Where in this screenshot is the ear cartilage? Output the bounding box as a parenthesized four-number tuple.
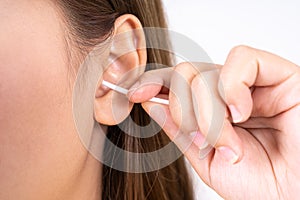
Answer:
(102, 80, 169, 105)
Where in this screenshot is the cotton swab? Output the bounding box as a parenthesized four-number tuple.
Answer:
(102, 80, 170, 105)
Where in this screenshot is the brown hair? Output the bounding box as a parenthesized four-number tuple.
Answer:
(57, 0, 194, 199)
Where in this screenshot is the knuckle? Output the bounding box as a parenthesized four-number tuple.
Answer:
(191, 75, 199, 87)
(230, 44, 251, 53)
(220, 45, 255, 84)
(173, 62, 199, 83)
(174, 62, 195, 73)
(229, 45, 253, 58)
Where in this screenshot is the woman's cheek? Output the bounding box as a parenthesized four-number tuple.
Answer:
(0, 1, 88, 198)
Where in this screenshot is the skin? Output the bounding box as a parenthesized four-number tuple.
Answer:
(129, 45, 300, 199)
(0, 1, 102, 199)
(0, 1, 144, 199)
(1, 1, 299, 200)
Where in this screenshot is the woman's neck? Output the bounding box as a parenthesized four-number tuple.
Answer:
(65, 153, 103, 200)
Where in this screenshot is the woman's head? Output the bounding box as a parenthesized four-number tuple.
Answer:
(0, 0, 193, 199)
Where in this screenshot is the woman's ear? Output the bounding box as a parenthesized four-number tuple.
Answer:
(94, 14, 147, 125)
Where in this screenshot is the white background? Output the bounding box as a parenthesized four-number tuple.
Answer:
(162, 1, 300, 199)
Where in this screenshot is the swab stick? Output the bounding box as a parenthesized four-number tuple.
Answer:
(102, 80, 169, 105)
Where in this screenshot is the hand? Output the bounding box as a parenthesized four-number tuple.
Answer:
(128, 45, 300, 199)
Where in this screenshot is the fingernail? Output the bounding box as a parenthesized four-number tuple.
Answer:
(217, 146, 239, 164)
(189, 131, 207, 148)
(199, 144, 213, 159)
(229, 105, 243, 123)
(200, 140, 209, 150)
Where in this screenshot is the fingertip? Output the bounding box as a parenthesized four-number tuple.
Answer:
(127, 84, 162, 103)
(228, 105, 243, 123)
(127, 87, 143, 102)
(213, 120, 244, 164)
(216, 146, 240, 164)
(215, 144, 244, 165)
(218, 80, 253, 124)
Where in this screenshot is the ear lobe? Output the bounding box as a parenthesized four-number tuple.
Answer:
(94, 14, 147, 125)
